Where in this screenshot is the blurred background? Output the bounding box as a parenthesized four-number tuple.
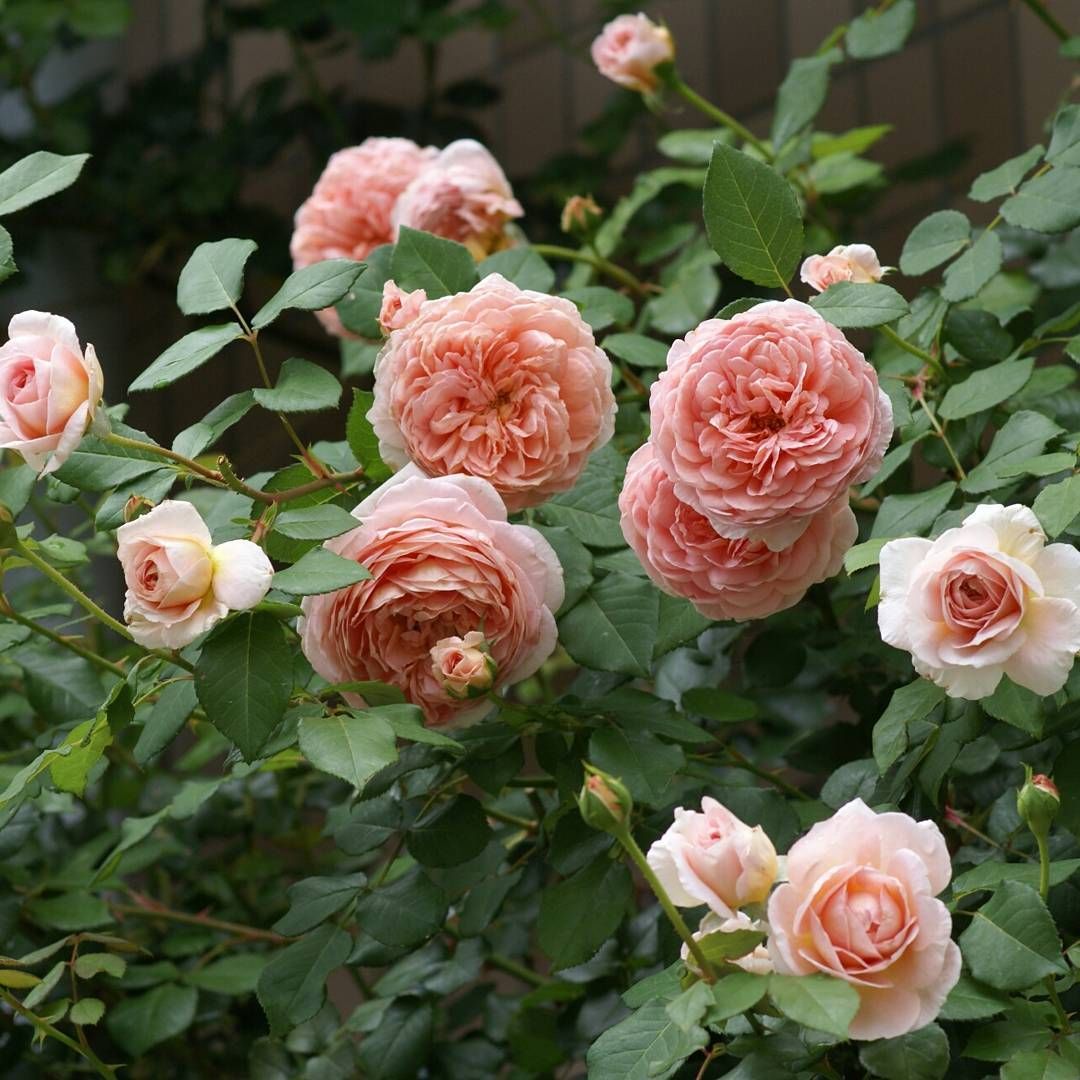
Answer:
(0, 0, 1075, 466)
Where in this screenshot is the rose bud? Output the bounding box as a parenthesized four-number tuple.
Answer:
(430, 631, 497, 700)
(1017, 766, 1060, 840)
(378, 280, 427, 334)
(800, 243, 885, 293)
(591, 13, 675, 94)
(560, 195, 603, 240)
(579, 765, 633, 832)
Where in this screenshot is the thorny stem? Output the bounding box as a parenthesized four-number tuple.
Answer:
(112, 898, 288, 944)
(915, 394, 967, 482)
(669, 77, 772, 161)
(0, 603, 125, 676)
(878, 324, 944, 378)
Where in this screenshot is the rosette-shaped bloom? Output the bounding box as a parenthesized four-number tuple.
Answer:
(619, 443, 857, 621)
(650, 300, 892, 550)
(801, 244, 884, 292)
(591, 13, 674, 93)
(368, 274, 615, 511)
(299, 469, 563, 726)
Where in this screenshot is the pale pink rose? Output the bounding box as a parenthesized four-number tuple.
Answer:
(117, 500, 274, 649)
(800, 244, 884, 293)
(378, 280, 427, 333)
(368, 273, 615, 511)
(646, 796, 778, 918)
(591, 13, 674, 93)
(878, 503, 1080, 700)
(767, 798, 961, 1041)
(430, 631, 496, 699)
(299, 468, 563, 726)
(682, 912, 773, 977)
(290, 137, 437, 336)
(620, 443, 857, 621)
(0, 312, 103, 475)
(392, 139, 523, 259)
(650, 300, 892, 551)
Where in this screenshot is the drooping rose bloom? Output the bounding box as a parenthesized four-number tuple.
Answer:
(800, 244, 884, 293)
(591, 13, 674, 93)
(116, 500, 274, 649)
(0, 311, 103, 475)
(619, 443, 857, 621)
(290, 137, 436, 336)
(378, 280, 427, 333)
(393, 140, 522, 260)
(368, 274, 615, 511)
(682, 912, 773, 977)
(646, 796, 778, 918)
(768, 798, 961, 1041)
(878, 503, 1080, 700)
(650, 300, 892, 550)
(430, 631, 496, 699)
(299, 469, 563, 725)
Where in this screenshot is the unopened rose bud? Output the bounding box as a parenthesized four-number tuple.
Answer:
(591, 14, 675, 94)
(430, 631, 496, 700)
(378, 280, 427, 334)
(578, 765, 633, 832)
(1018, 766, 1060, 839)
(560, 195, 603, 239)
(123, 495, 154, 523)
(800, 243, 885, 293)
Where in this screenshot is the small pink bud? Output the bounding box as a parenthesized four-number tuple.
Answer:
(578, 765, 633, 832)
(560, 195, 603, 238)
(378, 280, 427, 334)
(591, 14, 674, 94)
(430, 631, 496, 700)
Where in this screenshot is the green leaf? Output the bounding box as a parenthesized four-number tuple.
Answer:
(298, 710, 398, 788)
(336, 244, 393, 338)
(1001, 168, 1080, 233)
(873, 679, 945, 772)
(812, 124, 893, 159)
(272, 547, 371, 596)
(844, 537, 891, 574)
(771, 53, 837, 150)
(538, 855, 632, 971)
(654, 594, 713, 657)
(962, 411, 1063, 494)
(390, 226, 478, 298)
(703, 143, 803, 289)
(810, 281, 910, 327)
(998, 453, 1076, 480)
(69, 997, 106, 1026)
(480, 247, 555, 292)
(407, 795, 494, 868)
(847, 0, 916, 58)
(658, 128, 731, 165)
(768, 973, 860, 1038)
(73, 952, 126, 979)
(50, 712, 113, 797)
(14, 647, 104, 722)
(256, 925, 351, 1036)
(682, 687, 758, 723)
(272, 873, 367, 936)
(134, 677, 198, 765)
(559, 573, 659, 677)
(106, 984, 198, 1056)
(172, 391, 255, 458)
(941, 231, 1003, 302)
(536, 444, 626, 548)
(938, 973, 1009, 1020)
(252, 358, 341, 413)
(594, 166, 705, 258)
(52, 429, 164, 492)
(859, 1023, 949, 1080)
(354, 870, 448, 948)
(645, 249, 719, 336)
(586, 1000, 707, 1080)
(969, 145, 1045, 202)
(0, 224, 16, 283)
(182, 953, 268, 995)
(706, 971, 769, 1022)
(356, 1000, 434, 1080)
(871, 482, 956, 539)
(953, 859, 1080, 896)
(345, 388, 391, 484)
(942, 308, 1013, 364)
(1048, 103, 1080, 165)
(589, 727, 683, 805)
(534, 525, 593, 614)
(176, 238, 257, 315)
(129, 323, 244, 392)
(602, 332, 669, 369)
(195, 612, 292, 761)
(939, 356, 1034, 420)
(1033, 473, 1080, 538)
(376, 703, 462, 748)
(981, 676, 1043, 736)
(696, 928, 765, 965)
(564, 286, 634, 332)
(274, 504, 358, 541)
(899, 211, 971, 276)
(1001, 1051, 1079, 1080)
(0, 151, 89, 216)
(958, 880, 1066, 990)
(253, 259, 363, 329)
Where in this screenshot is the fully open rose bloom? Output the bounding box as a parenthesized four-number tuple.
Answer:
(878, 503, 1080, 699)
(768, 798, 960, 1041)
(650, 300, 892, 550)
(393, 139, 522, 260)
(368, 273, 615, 511)
(0, 311, 103, 475)
(591, 13, 674, 93)
(620, 443, 857, 621)
(647, 796, 778, 918)
(299, 469, 563, 726)
(800, 244, 884, 293)
(117, 500, 273, 649)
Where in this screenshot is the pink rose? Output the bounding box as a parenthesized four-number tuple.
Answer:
(392, 139, 523, 259)
(767, 798, 961, 1041)
(117, 500, 274, 649)
(290, 137, 437, 336)
(0, 311, 103, 475)
(298, 468, 563, 726)
(378, 280, 427, 333)
(800, 244, 884, 293)
(879, 503, 1080, 700)
(430, 631, 496, 699)
(649, 300, 892, 550)
(683, 912, 773, 977)
(646, 796, 778, 918)
(591, 13, 674, 93)
(368, 273, 615, 511)
(619, 443, 857, 621)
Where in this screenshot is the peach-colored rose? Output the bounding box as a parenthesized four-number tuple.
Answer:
(290, 137, 437, 336)
(368, 273, 615, 511)
(683, 912, 773, 977)
(378, 280, 427, 333)
(393, 139, 522, 260)
(800, 244, 884, 293)
(591, 13, 674, 93)
(117, 500, 274, 649)
(620, 443, 857, 621)
(0, 312, 103, 475)
(767, 798, 961, 1041)
(879, 503, 1080, 700)
(649, 300, 892, 551)
(299, 468, 563, 726)
(430, 631, 496, 699)
(647, 796, 778, 918)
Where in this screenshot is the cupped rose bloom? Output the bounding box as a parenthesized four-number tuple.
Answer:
(767, 798, 961, 1041)
(290, 137, 436, 336)
(378, 280, 427, 333)
(591, 13, 674, 93)
(800, 244, 884, 293)
(299, 469, 563, 726)
(620, 443, 857, 621)
(650, 300, 892, 551)
(430, 631, 496, 700)
(117, 500, 274, 649)
(368, 274, 615, 511)
(682, 912, 773, 977)
(393, 140, 523, 260)
(646, 796, 778, 918)
(878, 503, 1080, 700)
(0, 312, 103, 475)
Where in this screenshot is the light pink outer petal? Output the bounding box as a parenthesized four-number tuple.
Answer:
(1033, 542, 1080, 606)
(126, 596, 228, 649)
(8, 311, 81, 355)
(1002, 596, 1080, 695)
(962, 502, 1045, 562)
(116, 500, 213, 561)
(211, 539, 275, 610)
(39, 400, 89, 475)
(877, 537, 933, 653)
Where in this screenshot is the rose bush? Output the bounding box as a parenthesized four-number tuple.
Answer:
(5, 4, 1080, 1078)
